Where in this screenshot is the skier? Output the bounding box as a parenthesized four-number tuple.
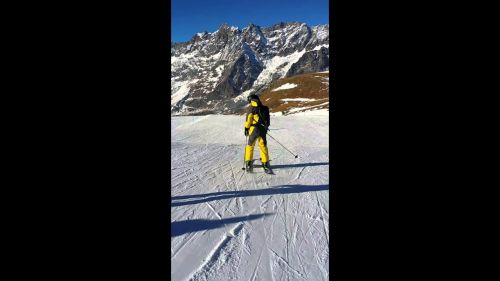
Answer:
(244, 94, 272, 173)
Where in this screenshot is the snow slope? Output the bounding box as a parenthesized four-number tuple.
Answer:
(171, 114, 329, 281)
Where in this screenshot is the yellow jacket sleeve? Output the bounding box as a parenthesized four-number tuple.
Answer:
(245, 113, 254, 129)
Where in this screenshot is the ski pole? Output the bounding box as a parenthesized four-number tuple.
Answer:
(242, 136, 248, 170)
(266, 132, 298, 159)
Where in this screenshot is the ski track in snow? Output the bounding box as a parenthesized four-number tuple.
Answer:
(171, 114, 329, 281)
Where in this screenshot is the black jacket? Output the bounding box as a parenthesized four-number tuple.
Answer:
(248, 105, 270, 128)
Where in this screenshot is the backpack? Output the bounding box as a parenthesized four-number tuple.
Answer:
(252, 105, 270, 128)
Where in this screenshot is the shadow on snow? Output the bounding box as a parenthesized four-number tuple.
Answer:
(264, 162, 329, 170)
(171, 213, 272, 237)
(171, 184, 329, 207)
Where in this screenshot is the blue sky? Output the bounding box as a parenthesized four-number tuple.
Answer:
(171, 0, 329, 43)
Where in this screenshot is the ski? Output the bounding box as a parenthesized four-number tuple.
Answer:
(260, 159, 274, 175)
(243, 159, 274, 174)
(243, 160, 255, 173)
(263, 165, 274, 175)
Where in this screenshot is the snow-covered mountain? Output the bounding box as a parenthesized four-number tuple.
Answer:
(171, 22, 329, 115)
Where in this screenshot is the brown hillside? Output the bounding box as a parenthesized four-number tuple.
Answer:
(259, 72, 329, 114)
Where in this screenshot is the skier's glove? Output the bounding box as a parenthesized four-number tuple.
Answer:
(244, 128, 249, 136)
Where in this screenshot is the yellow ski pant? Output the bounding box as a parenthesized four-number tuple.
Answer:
(245, 127, 269, 162)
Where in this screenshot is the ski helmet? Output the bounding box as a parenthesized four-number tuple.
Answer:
(247, 94, 260, 103)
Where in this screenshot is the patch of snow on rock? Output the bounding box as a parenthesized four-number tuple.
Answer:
(286, 101, 329, 114)
(272, 83, 298, 91)
(233, 89, 254, 102)
(281, 98, 316, 102)
(253, 48, 308, 89)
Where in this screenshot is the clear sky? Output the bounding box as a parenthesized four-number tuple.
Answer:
(171, 0, 329, 43)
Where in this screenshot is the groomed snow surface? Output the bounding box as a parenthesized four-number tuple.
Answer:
(172, 114, 329, 281)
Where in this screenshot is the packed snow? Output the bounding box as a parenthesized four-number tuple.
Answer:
(272, 83, 299, 91)
(171, 113, 329, 281)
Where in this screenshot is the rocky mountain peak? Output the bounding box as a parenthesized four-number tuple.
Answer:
(171, 22, 329, 115)
(218, 23, 239, 32)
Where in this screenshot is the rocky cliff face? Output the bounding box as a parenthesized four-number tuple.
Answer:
(171, 22, 329, 115)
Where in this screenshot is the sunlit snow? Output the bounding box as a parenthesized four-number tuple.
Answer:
(272, 83, 298, 91)
(280, 98, 316, 102)
(171, 113, 329, 280)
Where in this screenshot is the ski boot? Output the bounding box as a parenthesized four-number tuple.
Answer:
(245, 160, 253, 172)
(262, 161, 273, 174)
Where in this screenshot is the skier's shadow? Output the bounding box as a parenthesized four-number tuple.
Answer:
(171, 184, 329, 207)
(171, 213, 272, 237)
(254, 162, 329, 170)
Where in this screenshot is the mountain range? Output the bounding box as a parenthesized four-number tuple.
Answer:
(171, 22, 329, 115)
